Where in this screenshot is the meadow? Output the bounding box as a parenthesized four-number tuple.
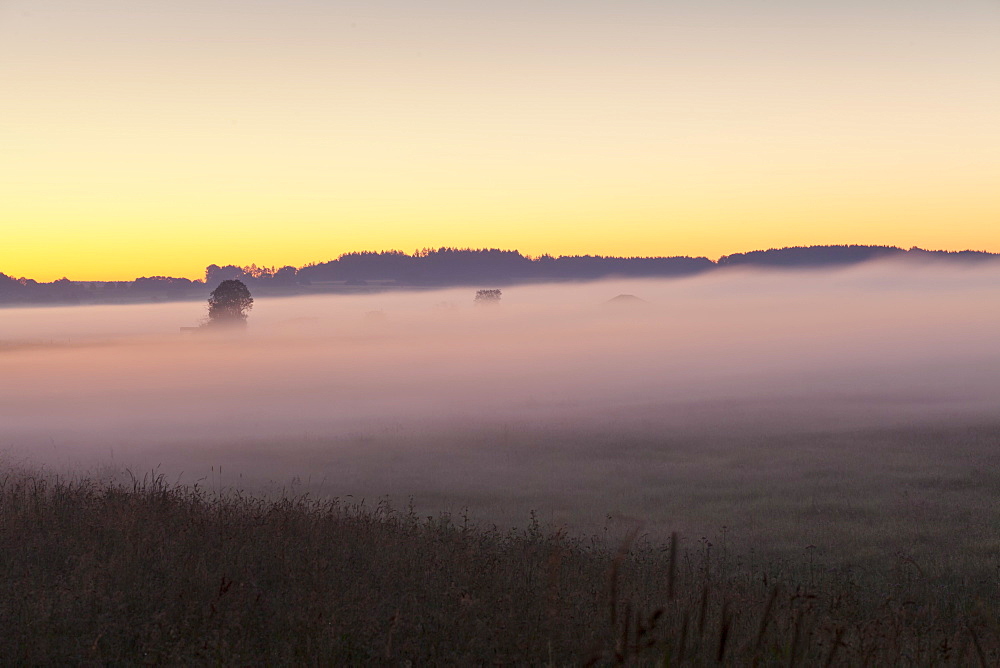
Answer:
(3, 263, 1000, 663)
(2, 448, 998, 665)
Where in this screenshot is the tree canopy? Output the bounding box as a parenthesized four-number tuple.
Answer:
(206, 279, 253, 328)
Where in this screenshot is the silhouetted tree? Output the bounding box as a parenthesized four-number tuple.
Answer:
(474, 289, 502, 306)
(0, 273, 21, 299)
(204, 264, 247, 289)
(206, 279, 253, 328)
(272, 265, 298, 284)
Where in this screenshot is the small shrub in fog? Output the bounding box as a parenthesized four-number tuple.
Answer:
(474, 289, 501, 306)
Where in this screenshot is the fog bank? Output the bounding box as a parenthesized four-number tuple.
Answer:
(3, 261, 1000, 534)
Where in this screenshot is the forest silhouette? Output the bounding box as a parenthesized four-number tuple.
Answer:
(2, 244, 999, 305)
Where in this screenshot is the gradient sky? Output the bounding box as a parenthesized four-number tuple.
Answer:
(2, 0, 998, 281)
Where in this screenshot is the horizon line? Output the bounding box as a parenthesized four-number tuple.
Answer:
(7, 243, 1000, 284)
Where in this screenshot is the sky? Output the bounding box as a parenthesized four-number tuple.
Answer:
(2, 0, 998, 281)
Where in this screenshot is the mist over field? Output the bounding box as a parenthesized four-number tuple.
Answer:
(4, 260, 1000, 553)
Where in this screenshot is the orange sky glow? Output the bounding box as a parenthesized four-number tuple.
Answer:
(2, 1, 998, 281)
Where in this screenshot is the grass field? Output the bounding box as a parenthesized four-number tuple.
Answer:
(3, 421, 1000, 666)
(125, 415, 1000, 582)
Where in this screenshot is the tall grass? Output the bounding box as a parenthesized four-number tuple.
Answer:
(0, 469, 996, 665)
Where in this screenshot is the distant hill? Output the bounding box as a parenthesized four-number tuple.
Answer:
(603, 294, 650, 309)
(718, 245, 1000, 268)
(3, 245, 999, 306)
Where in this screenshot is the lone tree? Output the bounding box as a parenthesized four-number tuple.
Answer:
(474, 289, 502, 306)
(206, 279, 254, 328)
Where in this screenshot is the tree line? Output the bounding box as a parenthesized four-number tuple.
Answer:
(3, 245, 999, 305)
(295, 248, 712, 284)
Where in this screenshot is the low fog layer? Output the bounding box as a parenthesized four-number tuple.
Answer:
(3, 260, 1000, 538)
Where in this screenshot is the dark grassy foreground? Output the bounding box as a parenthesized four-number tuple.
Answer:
(1, 472, 998, 666)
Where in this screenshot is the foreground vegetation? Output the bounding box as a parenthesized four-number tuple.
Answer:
(1, 470, 998, 665)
